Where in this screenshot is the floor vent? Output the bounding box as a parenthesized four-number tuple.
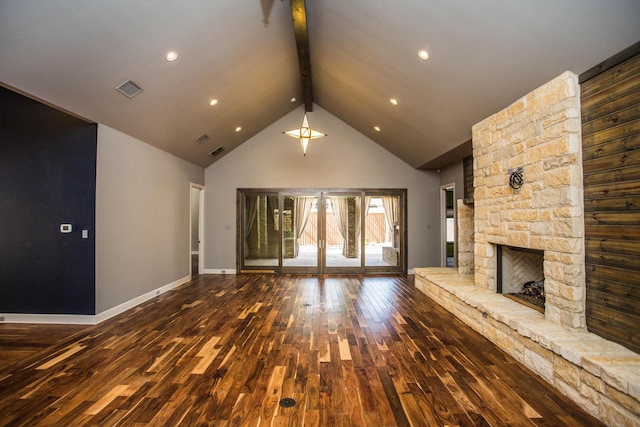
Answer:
(116, 80, 143, 98)
(209, 146, 224, 157)
(279, 398, 296, 408)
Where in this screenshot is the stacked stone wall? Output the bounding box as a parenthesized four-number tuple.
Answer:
(456, 200, 474, 275)
(471, 71, 586, 330)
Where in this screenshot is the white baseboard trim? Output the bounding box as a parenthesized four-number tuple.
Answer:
(95, 275, 190, 324)
(204, 269, 237, 275)
(0, 275, 191, 326)
(0, 313, 97, 325)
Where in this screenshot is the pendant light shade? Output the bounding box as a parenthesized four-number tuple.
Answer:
(283, 112, 326, 156)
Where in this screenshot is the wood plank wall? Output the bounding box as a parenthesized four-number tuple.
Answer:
(580, 46, 640, 354)
(463, 155, 474, 203)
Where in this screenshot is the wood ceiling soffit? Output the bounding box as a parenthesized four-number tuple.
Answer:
(290, 0, 313, 112)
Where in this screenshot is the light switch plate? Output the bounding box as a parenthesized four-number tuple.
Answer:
(82, 229, 89, 239)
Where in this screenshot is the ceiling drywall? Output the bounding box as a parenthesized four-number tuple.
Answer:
(0, 0, 638, 168)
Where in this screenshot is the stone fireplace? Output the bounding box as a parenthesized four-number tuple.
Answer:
(472, 70, 586, 330)
(415, 70, 640, 425)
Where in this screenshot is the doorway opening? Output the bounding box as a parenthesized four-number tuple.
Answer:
(237, 189, 406, 274)
(190, 183, 205, 278)
(441, 184, 456, 268)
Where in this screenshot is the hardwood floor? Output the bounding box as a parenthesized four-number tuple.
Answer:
(0, 274, 603, 426)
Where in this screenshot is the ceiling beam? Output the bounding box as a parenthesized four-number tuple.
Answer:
(289, 0, 313, 112)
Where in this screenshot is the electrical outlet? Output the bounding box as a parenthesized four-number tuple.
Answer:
(221, 270, 226, 274)
(0, 316, 5, 321)
(156, 290, 160, 296)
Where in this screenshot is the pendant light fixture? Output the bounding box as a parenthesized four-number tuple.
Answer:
(283, 112, 326, 156)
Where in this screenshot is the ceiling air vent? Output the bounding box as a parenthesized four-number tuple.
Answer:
(196, 134, 210, 143)
(209, 146, 224, 157)
(116, 80, 143, 98)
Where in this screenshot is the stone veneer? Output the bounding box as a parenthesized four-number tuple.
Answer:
(473, 70, 586, 330)
(456, 199, 474, 275)
(415, 72, 640, 426)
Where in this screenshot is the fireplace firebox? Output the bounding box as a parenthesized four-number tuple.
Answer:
(497, 245, 545, 313)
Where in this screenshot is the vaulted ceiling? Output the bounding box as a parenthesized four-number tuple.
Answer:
(1, 1, 638, 169)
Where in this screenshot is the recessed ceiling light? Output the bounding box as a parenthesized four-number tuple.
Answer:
(235, 126, 242, 132)
(418, 50, 430, 61)
(166, 51, 178, 62)
(374, 126, 381, 132)
(389, 98, 398, 106)
(210, 99, 218, 106)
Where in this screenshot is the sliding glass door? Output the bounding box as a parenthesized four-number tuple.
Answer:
(238, 189, 406, 274)
(323, 192, 363, 273)
(363, 194, 401, 269)
(241, 192, 279, 268)
(281, 192, 320, 273)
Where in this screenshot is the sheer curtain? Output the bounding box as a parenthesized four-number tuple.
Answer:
(293, 197, 314, 256)
(330, 197, 349, 256)
(381, 196, 399, 247)
(245, 196, 258, 239)
(268, 196, 278, 230)
(360, 196, 372, 244)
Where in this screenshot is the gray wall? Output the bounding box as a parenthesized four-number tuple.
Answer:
(439, 160, 464, 200)
(96, 125, 204, 313)
(204, 105, 441, 271)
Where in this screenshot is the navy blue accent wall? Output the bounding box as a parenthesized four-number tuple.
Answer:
(0, 87, 97, 315)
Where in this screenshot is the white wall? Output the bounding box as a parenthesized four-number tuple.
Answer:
(204, 105, 440, 271)
(96, 125, 204, 313)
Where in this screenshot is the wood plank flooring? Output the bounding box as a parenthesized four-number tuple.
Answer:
(0, 274, 603, 426)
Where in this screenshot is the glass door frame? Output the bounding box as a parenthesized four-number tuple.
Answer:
(321, 190, 365, 274)
(361, 189, 406, 274)
(237, 188, 407, 274)
(236, 189, 281, 272)
(279, 190, 322, 275)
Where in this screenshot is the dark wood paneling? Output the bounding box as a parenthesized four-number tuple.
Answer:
(463, 155, 474, 203)
(583, 140, 640, 174)
(580, 41, 640, 85)
(581, 48, 640, 354)
(585, 237, 640, 256)
(584, 193, 640, 212)
(0, 274, 603, 426)
(581, 118, 640, 149)
(581, 87, 640, 124)
(581, 57, 640, 99)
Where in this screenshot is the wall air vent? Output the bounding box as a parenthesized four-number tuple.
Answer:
(209, 146, 224, 157)
(196, 134, 210, 143)
(116, 80, 143, 98)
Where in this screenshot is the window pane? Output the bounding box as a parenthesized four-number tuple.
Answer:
(243, 194, 279, 267)
(365, 195, 399, 266)
(282, 195, 318, 267)
(326, 195, 362, 267)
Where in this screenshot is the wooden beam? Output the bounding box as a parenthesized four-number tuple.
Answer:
(289, 0, 313, 112)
